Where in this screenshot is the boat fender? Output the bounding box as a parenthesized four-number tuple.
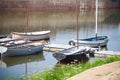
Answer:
(29, 48, 32, 52)
(69, 40, 75, 46)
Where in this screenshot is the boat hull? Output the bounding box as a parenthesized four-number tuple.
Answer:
(69, 36, 109, 47)
(53, 46, 94, 63)
(3, 45, 43, 57)
(11, 30, 50, 41)
(53, 53, 88, 63)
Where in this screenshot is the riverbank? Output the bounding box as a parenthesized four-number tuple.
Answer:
(22, 56, 120, 80)
(67, 61, 120, 80)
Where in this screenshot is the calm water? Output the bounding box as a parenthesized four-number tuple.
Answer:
(0, 8, 120, 80)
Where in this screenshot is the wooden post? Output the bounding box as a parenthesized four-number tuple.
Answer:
(76, 0, 79, 49)
(25, 0, 29, 35)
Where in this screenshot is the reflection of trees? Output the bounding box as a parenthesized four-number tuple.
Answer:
(0, 1, 27, 8)
(104, 0, 120, 8)
(104, 13, 120, 24)
(103, 9, 120, 24)
(0, 8, 120, 35)
(111, 0, 120, 7)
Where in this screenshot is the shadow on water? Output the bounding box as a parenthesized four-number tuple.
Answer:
(103, 13, 120, 24)
(56, 56, 89, 65)
(103, 9, 120, 24)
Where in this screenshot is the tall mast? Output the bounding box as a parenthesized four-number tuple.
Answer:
(95, 0, 98, 40)
(25, 0, 29, 35)
(76, 0, 79, 49)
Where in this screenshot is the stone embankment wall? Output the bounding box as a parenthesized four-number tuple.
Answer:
(0, 0, 120, 8)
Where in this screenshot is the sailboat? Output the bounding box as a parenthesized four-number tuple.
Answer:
(53, 0, 95, 63)
(11, 0, 51, 41)
(69, 0, 109, 47)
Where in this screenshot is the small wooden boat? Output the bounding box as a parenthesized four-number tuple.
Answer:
(4, 41, 44, 57)
(0, 39, 45, 57)
(0, 37, 12, 43)
(11, 0, 51, 41)
(69, 36, 109, 47)
(0, 35, 7, 39)
(69, 0, 109, 48)
(11, 30, 51, 41)
(53, 46, 95, 63)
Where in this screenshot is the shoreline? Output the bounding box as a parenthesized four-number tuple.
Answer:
(67, 61, 120, 80)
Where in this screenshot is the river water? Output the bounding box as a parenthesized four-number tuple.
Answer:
(0, 8, 120, 80)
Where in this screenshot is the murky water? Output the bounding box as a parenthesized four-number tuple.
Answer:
(0, 8, 120, 80)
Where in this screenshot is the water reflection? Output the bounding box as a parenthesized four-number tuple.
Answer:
(3, 53, 44, 67)
(0, 8, 120, 79)
(104, 13, 120, 23)
(0, 60, 7, 68)
(0, 9, 120, 34)
(0, 52, 57, 80)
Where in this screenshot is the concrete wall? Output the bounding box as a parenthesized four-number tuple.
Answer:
(0, 0, 120, 8)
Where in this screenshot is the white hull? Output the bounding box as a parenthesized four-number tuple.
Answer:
(69, 36, 109, 47)
(75, 39, 108, 47)
(11, 30, 50, 40)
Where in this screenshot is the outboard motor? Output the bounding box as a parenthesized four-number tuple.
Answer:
(88, 49, 95, 57)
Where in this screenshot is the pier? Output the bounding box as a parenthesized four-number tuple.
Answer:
(94, 51, 120, 57)
(43, 44, 74, 52)
(43, 44, 120, 58)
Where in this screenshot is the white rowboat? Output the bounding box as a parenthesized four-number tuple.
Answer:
(11, 30, 51, 41)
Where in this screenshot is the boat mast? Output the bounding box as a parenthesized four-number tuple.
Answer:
(95, 0, 98, 40)
(25, 0, 29, 35)
(76, 0, 79, 49)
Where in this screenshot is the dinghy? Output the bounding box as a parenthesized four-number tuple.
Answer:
(53, 46, 95, 63)
(11, 30, 51, 41)
(69, 36, 109, 47)
(11, 0, 50, 41)
(0, 39, 45, 57)
(69, 0, 109, 47)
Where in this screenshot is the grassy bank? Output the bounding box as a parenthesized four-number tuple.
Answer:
(21, 56, 120, 80)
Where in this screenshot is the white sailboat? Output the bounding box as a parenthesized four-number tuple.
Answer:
(69, 0, 109, 47)
(11, 0, 50, 41)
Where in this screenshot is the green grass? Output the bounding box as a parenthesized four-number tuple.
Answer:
(20, 56, 120, 80)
